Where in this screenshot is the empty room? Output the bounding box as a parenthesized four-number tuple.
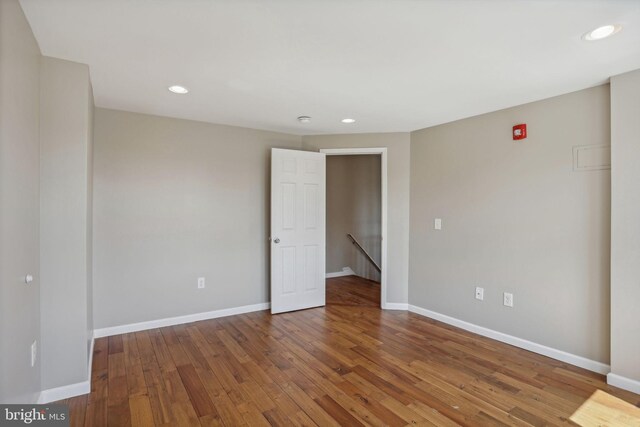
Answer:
(1, 0, 640, 426)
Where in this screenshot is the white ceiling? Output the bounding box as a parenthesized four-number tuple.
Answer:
(20, 0, 640, 135)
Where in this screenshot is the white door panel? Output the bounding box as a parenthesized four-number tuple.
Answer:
(271, 148, 326, 314)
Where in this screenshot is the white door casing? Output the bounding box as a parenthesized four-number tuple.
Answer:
(320, 147, 388, 309)
(270, 148, 326, 314)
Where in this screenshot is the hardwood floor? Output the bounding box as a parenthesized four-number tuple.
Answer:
(60, 276, 639, 426)
(326, 275, 380, 307)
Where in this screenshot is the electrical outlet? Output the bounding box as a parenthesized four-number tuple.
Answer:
(503, 292, 514, 308)
(197, 277, 205, 289)
(31, 341, 37, 367)
(434, 218, 442, 230)
(475, 287, 484, 301)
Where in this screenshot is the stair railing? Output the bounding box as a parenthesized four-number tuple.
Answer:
(347, 233, 381, 273)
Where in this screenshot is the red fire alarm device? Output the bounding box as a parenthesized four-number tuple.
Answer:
(513, 124, 527, 140)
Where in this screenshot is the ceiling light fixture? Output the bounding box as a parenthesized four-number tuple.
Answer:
(583, 24, 622, 41)
(297, 116, 311, 123)
(168, 85, 189, 94)
(341, 118, 355, 124)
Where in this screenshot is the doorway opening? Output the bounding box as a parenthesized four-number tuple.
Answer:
(321, 148, 387, 308)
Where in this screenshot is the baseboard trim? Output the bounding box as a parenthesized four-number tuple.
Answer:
(326, 267, 355, 278)
(94, 302, 271, 338)
(408, 304, 610, 375)
(607, 373, 640, 394)
(383, 302, 409, 310)
(38, 380, 90, 404)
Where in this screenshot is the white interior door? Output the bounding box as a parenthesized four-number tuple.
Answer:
(271, 148, 326, 314)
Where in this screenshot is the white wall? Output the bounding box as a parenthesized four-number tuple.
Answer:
(303, 133, 411, 305)
(0, 0, 42, 404)
(610, 69, 640, 388)
(39, 56, 94, 390)
(93, 108, 301, 329)
(326, 155, 381, 281)
(409, 85, 611, 364)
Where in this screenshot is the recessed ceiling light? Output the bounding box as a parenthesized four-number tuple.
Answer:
(168, 85, 189, 94)
(297, 116, 311, 123)
(583, 24, 622, 41)
(341, 118, 355, 124)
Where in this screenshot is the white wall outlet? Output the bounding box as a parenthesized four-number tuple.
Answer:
(475, 287, 484, 301)
(503, 292, 514, 307)
(434, 218, 442, 230)
(31, 341, 37, 367)
(197, 277, 205, 289)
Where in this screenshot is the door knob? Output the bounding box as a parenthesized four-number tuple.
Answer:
(274, 238, 280, 244)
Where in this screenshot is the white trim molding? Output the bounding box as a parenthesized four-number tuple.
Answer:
(94, 302, 270, 338)
(326, 267, 355, 278)
(384, 303, 409, 310)
(38, 381, 90, 404)
(408, 305, 610, 375)
(607, 373, 640, 394)
(320, 147, 388, 310)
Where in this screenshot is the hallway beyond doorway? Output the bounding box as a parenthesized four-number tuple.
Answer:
(326, 275, 380, 307)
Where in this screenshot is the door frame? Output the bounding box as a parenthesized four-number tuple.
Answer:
(320, 147, 389, 309)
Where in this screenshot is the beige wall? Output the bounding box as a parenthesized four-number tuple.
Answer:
(409, 85, 611, 364)
(0, 1, 96, 400)
(326, 155, 381, 281)
(303, 133, 411, 304)
(0, 0, 40, 403)
(93, 108, 301, 329)
(39, 57, 94, 389)
(610, 70, 640, 385)
(0, 0, 42, 404)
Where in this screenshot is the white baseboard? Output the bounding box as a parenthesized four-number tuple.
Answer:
(383, 302, 409, 310)
(38, 380, 90, 404)
(326, 267, 355, 278)
(94, 302, 270, 338)
(607, 373, 640, 394)
(408, 304, 610, 375)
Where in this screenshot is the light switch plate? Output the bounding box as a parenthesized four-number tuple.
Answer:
(434, 218, 442, 230)
(197, 277, 205, 289)
(475, 287, 484, 301)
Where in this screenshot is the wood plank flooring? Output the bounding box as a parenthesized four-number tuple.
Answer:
(569, 390, 640, 426)
(326, 275, 380, 307)
(59, 276, 640, 426)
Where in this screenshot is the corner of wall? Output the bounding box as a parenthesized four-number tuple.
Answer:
(39, 54, 95, 397)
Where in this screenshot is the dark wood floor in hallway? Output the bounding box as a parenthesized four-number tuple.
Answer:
(326, 275, 380, 307)
(60, 275, 639, 426)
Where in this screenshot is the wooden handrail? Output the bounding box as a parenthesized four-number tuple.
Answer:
(347, 233, 381, 273)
